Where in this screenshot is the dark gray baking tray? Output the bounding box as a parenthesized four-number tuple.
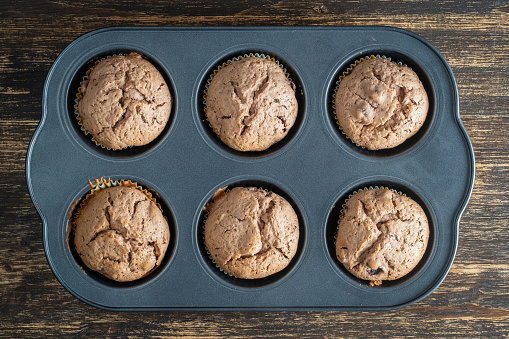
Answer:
(26, 26, 474, 311)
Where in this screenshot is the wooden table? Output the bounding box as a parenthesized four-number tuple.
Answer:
(1, 1, 507, 337)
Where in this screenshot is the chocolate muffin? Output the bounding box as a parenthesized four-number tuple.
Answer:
(204, 187, 299, 279)
(205, 57, 298, 152)
(78, 53, 172, 149)
(74, 185, 170, 282)
(335, 188, 429, 282)
(335, 57, 428, 150)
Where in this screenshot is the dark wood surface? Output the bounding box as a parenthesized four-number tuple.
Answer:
(1, 0, 508, 337)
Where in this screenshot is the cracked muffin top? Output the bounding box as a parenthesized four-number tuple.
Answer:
(205, 57, 298, 152)
(78, 53, 172, 149)
(204, 187, 299, 279)
(335, 189, 429, 283)
(74, 185, 170, 282)
(335, 58, 428, 150)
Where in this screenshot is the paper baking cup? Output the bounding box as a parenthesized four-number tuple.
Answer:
(331, 55, 408, 149)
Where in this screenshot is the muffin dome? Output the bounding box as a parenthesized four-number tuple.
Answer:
(78, 53, 172, 149)
(74, 185, 170, 282)
(204, 187, 299, 279)
(336, 188, 429, 282)
(206, 57, 298, 152)
(335, 58, 428, 150)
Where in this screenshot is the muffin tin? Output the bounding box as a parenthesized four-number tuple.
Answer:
(27, 26, 474, 310)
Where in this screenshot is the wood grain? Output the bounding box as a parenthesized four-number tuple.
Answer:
(1, 0, 508, 337)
